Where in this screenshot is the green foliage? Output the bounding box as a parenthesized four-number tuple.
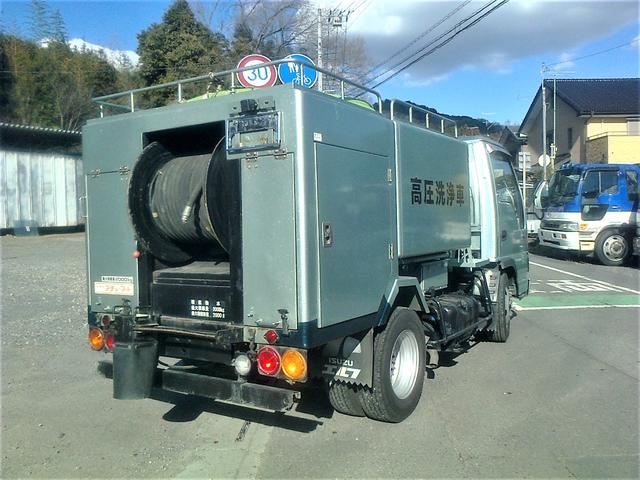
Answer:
(50, 9, 67, 43)
(28, 0, 50, 41)
(0, 34, 119, 130)
(137, 0, 229, 103)
(230, 21, 254, 61)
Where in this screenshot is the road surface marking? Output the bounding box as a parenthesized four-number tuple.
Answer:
(515, 292, 639, 309)
(546, 279, 624, 293)
(514, 304, 640, 311)
(530, 261, 640, 295)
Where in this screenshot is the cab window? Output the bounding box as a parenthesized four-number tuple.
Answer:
(582, 170, 619, 197)
(490, 151, 524, 228)
(625, 170, 638, 200)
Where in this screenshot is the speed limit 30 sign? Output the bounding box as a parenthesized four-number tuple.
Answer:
(236, 54, 277, 88)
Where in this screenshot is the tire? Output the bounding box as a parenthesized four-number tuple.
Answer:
(357, 308, 425, 423)
(595, 229, 630, 267)
(328, 381, 365, 417)
(486, 272, 512, 343)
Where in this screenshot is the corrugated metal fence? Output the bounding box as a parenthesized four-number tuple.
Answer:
(0, 149, 85, 229)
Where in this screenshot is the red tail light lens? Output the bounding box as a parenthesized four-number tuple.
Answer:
(257, 346, 281, 376)
(104, 332, 115, 351)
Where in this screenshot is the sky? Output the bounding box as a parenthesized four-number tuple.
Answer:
(2, 0, 639, 125)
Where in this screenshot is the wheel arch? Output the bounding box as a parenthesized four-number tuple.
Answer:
(377, 277, 428, 329)
(497, 258, 519, 295)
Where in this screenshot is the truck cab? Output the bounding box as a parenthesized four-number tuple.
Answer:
(537, 163, 640, 266)
(465, 138, 529, 296)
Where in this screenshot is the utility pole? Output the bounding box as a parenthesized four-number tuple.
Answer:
(552, 76, 557, 163)
(316, 8, 352, 93)
(541, 64, 547, 182)
(317, 8, 323, 92)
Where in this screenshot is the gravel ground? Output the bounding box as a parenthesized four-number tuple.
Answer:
(2, 234, 638, 479)
(1, 233, 268, 478)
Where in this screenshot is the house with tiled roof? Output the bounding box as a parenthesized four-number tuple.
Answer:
(518, 78, 640, 166)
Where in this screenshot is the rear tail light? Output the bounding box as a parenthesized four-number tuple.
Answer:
(88, 327, 104, 351)
(104, 332, 115, 351)
(257, 346, 281, 376)
(281, 349, 307, 381)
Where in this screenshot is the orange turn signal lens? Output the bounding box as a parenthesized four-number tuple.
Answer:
(89, 327, 104, 351)
(281, 349, 307, 381)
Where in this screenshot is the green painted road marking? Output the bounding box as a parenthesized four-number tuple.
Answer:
(515, 293, 640, 310)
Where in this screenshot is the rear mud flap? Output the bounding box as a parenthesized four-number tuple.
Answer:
(320, 329, 374, 387)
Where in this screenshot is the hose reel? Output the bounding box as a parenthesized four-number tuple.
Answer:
(128, 138, 233, 264)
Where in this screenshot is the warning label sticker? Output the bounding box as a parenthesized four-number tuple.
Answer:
(95, 276, 134, 296)
(101, 276, 133, 283)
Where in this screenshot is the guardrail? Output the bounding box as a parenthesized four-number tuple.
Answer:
(92, 59, 384, 117)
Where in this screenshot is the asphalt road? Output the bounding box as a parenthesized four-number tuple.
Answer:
(1, 233, 638, 478)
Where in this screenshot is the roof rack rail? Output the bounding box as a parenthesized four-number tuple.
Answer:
(92, 59, 383, 118)
(390, 99, 458, 138)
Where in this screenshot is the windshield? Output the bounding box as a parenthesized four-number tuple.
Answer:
(547, 170, 581, 204)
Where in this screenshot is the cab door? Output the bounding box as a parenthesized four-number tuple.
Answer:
(488, 146, 528, 294)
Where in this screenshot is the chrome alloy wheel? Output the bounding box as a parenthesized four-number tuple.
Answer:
(602, 234, 627, 262)
(389, 330, 421, 399)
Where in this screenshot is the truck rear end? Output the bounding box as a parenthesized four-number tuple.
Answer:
(85, 63, 528, 422)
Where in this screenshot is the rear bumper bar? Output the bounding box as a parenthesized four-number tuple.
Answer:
(161, 369, 300, 411)
(98, 361, 300, 412)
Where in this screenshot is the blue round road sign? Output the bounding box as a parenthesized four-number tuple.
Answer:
(278, 54, 317, 88)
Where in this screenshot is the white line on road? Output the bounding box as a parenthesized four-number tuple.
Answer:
(530, 261, 640, 295)
(514, 304, 640, 311)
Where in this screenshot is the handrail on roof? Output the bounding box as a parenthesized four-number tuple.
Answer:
(389, 99, 458, 138)
(92, 59, 383, 117)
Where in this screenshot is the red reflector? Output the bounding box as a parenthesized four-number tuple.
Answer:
(264, 329, 279, 344)
(104, 332, 115, 351)
(257, 346, 281, 376)
(133, 250, 141, 259)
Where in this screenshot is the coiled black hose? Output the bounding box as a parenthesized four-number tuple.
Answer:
(148, 153, 216, 244)
(129, 138, 231, 264)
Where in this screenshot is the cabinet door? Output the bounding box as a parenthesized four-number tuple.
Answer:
(316, 143, 393, 327)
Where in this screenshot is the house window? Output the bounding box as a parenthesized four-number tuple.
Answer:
(628, 119, 640, 135)
(567, 128, 573, 149)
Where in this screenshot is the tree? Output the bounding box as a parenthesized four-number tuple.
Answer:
(50, 9, 67, 43)
(28, 0, 51, 41)
(1, 33, 119, 129)
(231, 0, 315, 59)
(137, 0, 229, 103)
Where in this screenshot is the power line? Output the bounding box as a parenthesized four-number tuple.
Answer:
(366, 0, 503, 86)
(365, 0, 472, 77)
(368, 0, 509, 89)
(546, 38, 639, 67)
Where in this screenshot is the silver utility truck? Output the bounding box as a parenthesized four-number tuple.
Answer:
(84, 62, 528, 423)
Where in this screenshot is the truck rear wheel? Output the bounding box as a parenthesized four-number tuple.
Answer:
(486, 272, 512, 343)
(358, 308, 425, 423)
(328, 381, 365, 417)
(595, 229, 629, 266)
